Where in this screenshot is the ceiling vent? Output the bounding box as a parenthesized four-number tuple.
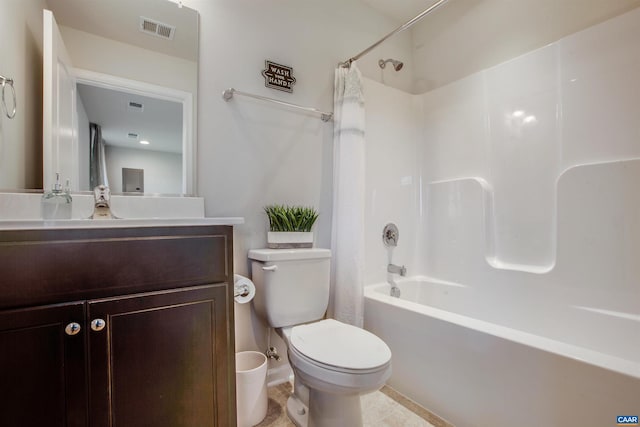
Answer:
(139, 16, 176, 40)
(127, 132, 139, 140)
(128, 101, 144, 112)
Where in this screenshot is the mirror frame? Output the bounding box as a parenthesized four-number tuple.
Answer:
(49, 68, 195, 195)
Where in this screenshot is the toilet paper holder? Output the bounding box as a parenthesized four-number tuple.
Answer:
(234, 284, 251, 298)
(233, 274, 256, 304)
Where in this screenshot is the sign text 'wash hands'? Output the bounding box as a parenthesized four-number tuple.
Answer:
(262, 61, 296, 93)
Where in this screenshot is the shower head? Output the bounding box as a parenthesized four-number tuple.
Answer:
(378, 58, 403, 71)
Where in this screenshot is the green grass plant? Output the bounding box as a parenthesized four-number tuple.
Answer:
(264, 205, 319, 232)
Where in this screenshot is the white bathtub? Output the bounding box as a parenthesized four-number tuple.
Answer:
(364, 277, 640, 427)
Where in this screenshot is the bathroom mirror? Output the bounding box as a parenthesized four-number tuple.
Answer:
(3, 0, 198, 194)
(46, 0, 198, 195)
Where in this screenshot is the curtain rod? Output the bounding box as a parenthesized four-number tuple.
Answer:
(222, 88, 333, 122)
(340, 0, 449, 67)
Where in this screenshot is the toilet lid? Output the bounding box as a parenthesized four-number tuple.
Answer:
(290, 319, 391, 370)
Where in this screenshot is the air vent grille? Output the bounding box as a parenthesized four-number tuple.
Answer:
(128, 101, 144, 112)
(127, 132, 139, 139)
(139, 16, 176, 40)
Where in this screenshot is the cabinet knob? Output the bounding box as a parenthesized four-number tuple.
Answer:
(65, 322, 82, 336)
(91, 318, 106, 332)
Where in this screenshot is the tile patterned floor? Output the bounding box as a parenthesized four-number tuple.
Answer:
(255, 382, 453, 427)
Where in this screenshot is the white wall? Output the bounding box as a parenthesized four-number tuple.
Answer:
(182, 0, 415, 265)
(178, 0, 639, 382)
(105, 145, 182, 194)
(179, 0, 416, 374)
(0, 0, 47, 189)
(411, 0, 640, 93)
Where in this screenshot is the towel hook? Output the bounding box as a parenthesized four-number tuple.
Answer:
(0, 75, 17, 119)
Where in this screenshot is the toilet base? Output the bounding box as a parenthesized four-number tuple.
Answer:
(287, 390, 363, 427)
(286, 395, 308, 427)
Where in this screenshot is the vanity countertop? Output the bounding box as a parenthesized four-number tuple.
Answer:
(0, 217, 244, 230)
(0, 192, 245, 227)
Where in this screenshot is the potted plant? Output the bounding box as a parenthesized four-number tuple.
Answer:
(264, 204, 319, 249)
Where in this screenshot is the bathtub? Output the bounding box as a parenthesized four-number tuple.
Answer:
(364, 277, 640, 427)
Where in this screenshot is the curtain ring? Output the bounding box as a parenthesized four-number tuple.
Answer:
(1, 77, 17, 119)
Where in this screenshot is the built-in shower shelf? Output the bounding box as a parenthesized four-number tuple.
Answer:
(426, 158, 640, 276)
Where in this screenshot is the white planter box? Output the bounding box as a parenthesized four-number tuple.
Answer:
(267, 231, 313, 249)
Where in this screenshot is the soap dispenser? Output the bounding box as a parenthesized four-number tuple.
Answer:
(41, 173, 72, 219)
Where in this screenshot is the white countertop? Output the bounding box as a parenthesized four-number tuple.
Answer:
(0, 192, 245, 229)
(0, 217, 244, 230)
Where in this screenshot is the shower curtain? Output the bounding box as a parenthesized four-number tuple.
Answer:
(89, 122, 109, 189)
(329, 62, 366, 327)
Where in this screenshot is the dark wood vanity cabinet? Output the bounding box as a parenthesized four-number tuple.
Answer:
(0, 225, 236, 427)
(0, 301, 87, 427)
(89, 285, 228, 427)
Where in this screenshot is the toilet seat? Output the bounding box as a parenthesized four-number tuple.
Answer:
(290, 319, 392, 372)
(289, 342, 390, 375)
(277, 319, 392, 394)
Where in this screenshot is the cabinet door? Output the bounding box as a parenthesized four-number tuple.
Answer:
(0, 302, 87, 427)
(88, 285, 230, 427)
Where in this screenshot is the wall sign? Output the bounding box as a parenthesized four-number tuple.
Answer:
(262, 60, 296, 93)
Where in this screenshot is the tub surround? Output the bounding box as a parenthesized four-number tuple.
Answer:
(362, 7, 640, 427)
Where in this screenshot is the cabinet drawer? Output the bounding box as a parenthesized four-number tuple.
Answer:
(0, 225, 233, 309)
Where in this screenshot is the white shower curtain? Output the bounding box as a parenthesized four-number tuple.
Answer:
(329, 62, 366, 327)
(89, 122, 109, 189)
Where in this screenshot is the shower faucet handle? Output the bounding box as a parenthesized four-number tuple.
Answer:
(382, 223, 399, 247)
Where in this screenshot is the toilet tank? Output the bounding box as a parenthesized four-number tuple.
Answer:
(249, 248, 331, 328)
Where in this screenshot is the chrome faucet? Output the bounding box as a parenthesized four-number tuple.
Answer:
(91, 185, 115, 219)
(387, 263, 406, 276)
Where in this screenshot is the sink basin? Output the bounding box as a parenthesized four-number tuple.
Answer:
(0, 217, 244, 230)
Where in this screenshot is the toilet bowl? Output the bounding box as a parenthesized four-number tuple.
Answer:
(280, 319, 392, 426)
(248, 248, 392, 427)
(284, 319, 391, 390)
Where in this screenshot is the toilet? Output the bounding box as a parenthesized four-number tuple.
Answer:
(249, 248, 392, 427)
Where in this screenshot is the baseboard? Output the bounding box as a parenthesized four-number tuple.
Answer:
(266, 364, 293, 387)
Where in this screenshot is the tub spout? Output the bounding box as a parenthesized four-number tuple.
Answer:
(387, 263, 406, 276)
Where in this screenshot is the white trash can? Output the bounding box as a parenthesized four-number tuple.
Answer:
(236, 351, 268, 427)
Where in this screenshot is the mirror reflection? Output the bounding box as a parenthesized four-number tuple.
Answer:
(78, 83, 183, 194)
(48, 0, 197, 195)
(0, 0, 198, 194)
